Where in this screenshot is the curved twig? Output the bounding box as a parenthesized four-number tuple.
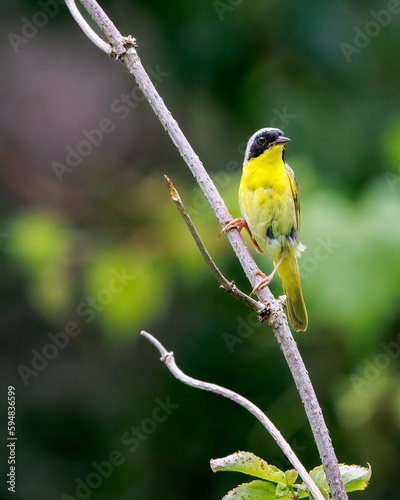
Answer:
(164, 175, 268, 318)
(65, 0, 111, 54)
(141, 330, 325, 500)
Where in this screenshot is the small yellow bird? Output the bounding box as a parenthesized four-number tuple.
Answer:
(222, 127, 308, 331)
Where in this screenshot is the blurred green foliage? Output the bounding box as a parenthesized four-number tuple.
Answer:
(1, 0, 400, 499)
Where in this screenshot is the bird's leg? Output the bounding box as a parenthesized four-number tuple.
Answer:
(251, 254, 285, 295)
(219, 218, 262, 252)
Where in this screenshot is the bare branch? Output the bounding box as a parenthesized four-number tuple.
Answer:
(67, 3, 348, 498)
(141, 330, 325, 500)
(65, 0, 111, 54)
(164, 175, 268, 318)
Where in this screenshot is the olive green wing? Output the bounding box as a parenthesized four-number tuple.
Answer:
(284, 163, 300, 232)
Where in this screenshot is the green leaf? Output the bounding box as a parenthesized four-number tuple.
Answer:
(308, 465, 326, 489)
(275, 482, 289, 498)
(309, 463, 371, 493)
(318, 487, 330, 500)
(294, 484, 313, 499)
(222, 480, 291, 500)
(339, 463, 372, 492)
(284, 469, 298, 486)
(210, 451, 285, 483)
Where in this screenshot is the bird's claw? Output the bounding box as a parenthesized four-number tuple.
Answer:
(251, 270, 272, 295)
(218, 218, 245, 238)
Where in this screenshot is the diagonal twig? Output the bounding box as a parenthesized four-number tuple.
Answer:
(164, 175, 269, 319)
(141, 330, 325, 500)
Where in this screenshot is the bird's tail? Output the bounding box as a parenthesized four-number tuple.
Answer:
(276, 254, 308, 332)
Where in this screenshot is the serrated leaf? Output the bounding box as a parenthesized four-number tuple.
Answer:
(222, 480, 291, 500)
(211, 451, 285, 483)
(285, 469, 298, 485)
(309, 463, 371, 493)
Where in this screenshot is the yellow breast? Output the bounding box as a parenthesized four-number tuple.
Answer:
(238, 145, 297, 261)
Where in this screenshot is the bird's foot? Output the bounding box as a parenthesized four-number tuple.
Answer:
(251, 254, 286, 295)
(251, 270, 273, 295)
(218, 218, 247, 238)
(219, 218, 263, 252)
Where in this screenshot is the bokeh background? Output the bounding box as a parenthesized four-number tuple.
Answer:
(1, 0, 400, 498)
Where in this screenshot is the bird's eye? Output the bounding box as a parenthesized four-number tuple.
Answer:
(257, 135, 266, 146)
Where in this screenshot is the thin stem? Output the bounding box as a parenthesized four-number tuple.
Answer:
(65, 0, 111, 54)
(164, 175, 268, 317)
(141, 330, 325, 500)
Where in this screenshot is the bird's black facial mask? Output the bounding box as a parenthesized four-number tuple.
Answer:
(245, 128, 287, 162)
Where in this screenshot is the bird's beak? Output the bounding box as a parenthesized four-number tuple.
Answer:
(271, 136, 290, 146)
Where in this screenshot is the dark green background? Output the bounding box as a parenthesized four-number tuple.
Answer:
(1, 0, 400, 498)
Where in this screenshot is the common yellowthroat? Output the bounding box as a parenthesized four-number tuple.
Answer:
(222, 127, 308, 331)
